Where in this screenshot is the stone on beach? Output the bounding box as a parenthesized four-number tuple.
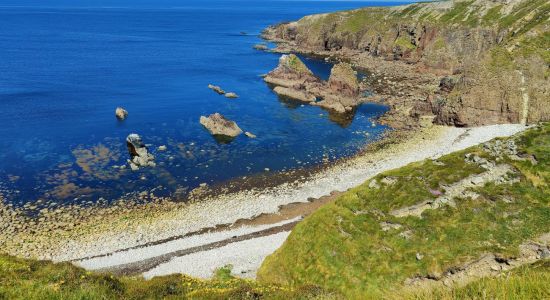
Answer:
(207, 84, 226, 95)
(200, 113, 243, 139)
(115, 107, 128, 120)
(126, 134, 156, 171)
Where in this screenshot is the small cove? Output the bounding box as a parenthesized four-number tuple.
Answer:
(0, 1, 410, 208)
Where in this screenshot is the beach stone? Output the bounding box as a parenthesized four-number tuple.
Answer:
(115, 107, 128, 120)
(126, 134, 156, 170)
(200, 113, 243, 139)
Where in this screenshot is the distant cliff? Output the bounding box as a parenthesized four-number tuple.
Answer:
(264, 0, 549, 127)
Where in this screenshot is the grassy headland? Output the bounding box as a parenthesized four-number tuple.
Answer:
(258, 123, 550, 298)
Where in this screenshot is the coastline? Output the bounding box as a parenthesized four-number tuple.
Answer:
(0, 123, 528, 279)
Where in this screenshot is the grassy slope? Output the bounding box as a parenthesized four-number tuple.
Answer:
(408, 260, 550, 300)
(258, 124, 550, 299)
(0, 256, 332, 300)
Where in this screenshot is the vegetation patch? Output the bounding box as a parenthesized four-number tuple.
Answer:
(0, 255, 335, 299)
(258, 124, 550, 298)
(394, 36, 417, 51)
(405, 260, 550, 300)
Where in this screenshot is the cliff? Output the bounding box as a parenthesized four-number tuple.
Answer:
(263, 0, 550, 127)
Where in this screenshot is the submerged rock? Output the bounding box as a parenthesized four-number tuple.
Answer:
(245, 131, 257, 138)
(126, 134, 156, 171)
(115, 107, 128, 120)
(200, 113, 243, 140)
(225, 92, 239, 99)
(254, 44, 268, 51)
(208, 84, 226, 95)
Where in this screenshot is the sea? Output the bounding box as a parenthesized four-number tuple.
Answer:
(0, 0, 410, 206)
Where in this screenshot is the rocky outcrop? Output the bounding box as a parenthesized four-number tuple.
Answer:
(263, 0, 550, 127)
(126, 134, 155, 171)
(264, 54, 362, 114)
(225, 92, 239, 99)
(328, 63, 359, 97)
(208, 84, 226, 95)
(115, 107, 128, 120)
(200, 113, 243, 140)
(254, 44, 269, 51)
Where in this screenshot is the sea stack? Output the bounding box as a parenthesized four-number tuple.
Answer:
(126, 134, 156, 171)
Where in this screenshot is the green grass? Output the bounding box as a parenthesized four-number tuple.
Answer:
(439, 1, 476, 24)
(0, 255, 335, 300)
(395, 36, 417, 51)
(481, 5, 503, 25)
(258, 124, 550, 299)
(406, 260, 550, 300)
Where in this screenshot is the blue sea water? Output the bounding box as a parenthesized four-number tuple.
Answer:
(0, 0, 409, 206)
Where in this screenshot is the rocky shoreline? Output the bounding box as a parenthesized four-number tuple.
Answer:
(260, 0, 549, 129)
(0, 124, 527, 277)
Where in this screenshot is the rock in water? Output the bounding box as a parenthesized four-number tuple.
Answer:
(253, 44, 268, 51)
(115, 107, 128, 120)
(245, 131, 257, 138)
(200, 113, 242, 141)
(225, 92, 239, 99)
(207, 84, 226, 95)
(264, 54, 361, 116)
(126, 134, 156, 170)
(328, 63, 359, 97)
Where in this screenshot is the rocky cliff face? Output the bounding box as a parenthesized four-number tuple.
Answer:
(264, 0, 549, 127)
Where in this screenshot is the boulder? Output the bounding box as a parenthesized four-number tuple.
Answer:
(126, 134, 156, 170)
(200, 113, 243, 139)
(225, 92, 239, 99)
(115, 107, 128, 120)
(208, 84, 226, 95)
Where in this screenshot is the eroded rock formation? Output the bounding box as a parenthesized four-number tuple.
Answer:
(200, 113, 243, 141)
(126, 134, 155, 171)
(264, 54, 362, 114)
(263, 0, 550, 127)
